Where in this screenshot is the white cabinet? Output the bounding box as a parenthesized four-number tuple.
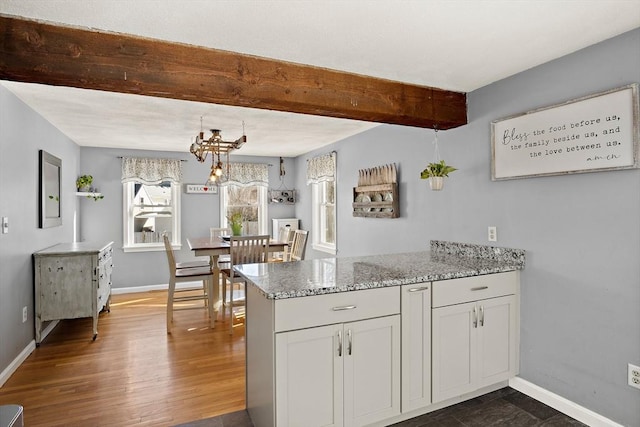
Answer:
(431, 272, 518, 403)
(400, 282, 431, 413)
(247, 286, 401, 427)
(272, 218, 299, 239)
(275, 315, 400, 427)
(33, 241, 114, 345)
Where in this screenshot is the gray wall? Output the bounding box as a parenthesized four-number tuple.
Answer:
(0, 27, 638, 427)
(79, 147, 296, 288)
(293, 29, 640, 426)
(0, 85, 80, 377)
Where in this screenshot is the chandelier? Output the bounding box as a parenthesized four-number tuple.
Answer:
(189, 118, 247, 184)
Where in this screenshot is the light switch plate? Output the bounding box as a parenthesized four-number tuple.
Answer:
(1, 217, 8, 234)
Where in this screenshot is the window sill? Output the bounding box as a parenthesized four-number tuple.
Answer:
(123, 244, 181, 253)
(312, 243, 336, 255)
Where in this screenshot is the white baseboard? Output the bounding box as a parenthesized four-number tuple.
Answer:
(110, 281, 202, 295)
(0, 320, 60, 388)
(509, 377, 623, 427)
(0, 340, 35, 388)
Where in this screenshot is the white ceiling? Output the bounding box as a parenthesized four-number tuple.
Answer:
(1, 0, 639, 157)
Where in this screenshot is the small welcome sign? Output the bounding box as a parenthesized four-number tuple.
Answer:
(184, 184, 218, 194)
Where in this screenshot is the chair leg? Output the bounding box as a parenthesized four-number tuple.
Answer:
(206, 278, 215, 328)
(229, 279, 234, 335)
(167, 278, 176, 333)
(221, 277, 227, 321)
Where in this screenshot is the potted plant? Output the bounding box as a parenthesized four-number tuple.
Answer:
(76, 175, 93, 192)
(227, 209, 244, 236)
(420, 160, 457, 191)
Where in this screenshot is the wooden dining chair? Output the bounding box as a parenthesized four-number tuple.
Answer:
(163, 234, 215, 333)
(220, 235, 270, 335)
(210, 227, 232, 265)
(270, 226, 293, 262)
(289, 229, 309, 261)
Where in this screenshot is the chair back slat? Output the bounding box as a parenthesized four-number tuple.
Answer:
(289, 230, 309, 261)
(210, 227, 231, 239)
(163, 234, 177, 276)
(230, 235, 270, 267)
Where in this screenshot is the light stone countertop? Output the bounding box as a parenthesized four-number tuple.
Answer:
(235, 241, 525, 300)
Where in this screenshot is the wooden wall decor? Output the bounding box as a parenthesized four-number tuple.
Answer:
(353, 164, 399, 218)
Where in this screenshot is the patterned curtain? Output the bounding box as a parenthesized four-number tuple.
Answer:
(306, 152, 336, 184)
(221, 163, 269, 187)
(121, 157, 182, 184)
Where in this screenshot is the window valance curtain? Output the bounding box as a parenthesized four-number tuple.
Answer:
(121, 157, 183, 184)
(221, 163, 269, 187)
(306, 152, 336, 184)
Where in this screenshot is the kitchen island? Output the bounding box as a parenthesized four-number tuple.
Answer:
(236, 240, 525, 427)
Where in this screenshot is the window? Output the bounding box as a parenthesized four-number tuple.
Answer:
(219, 163, 269, 235)
(307, 152, 337, 254)
(312, 180, 336, 253)
(121, 157, 182, 252)
(220, 184, 268, 235)
(123, 181, 180, 251)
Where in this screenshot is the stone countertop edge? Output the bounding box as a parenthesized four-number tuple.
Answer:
(236, 241, 525, 300)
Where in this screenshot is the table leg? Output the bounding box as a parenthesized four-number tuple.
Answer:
(210, 255, 221, 321)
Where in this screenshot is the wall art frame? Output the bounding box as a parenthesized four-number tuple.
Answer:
(491, 83, 639, 180)
(39, 149, 62, 228)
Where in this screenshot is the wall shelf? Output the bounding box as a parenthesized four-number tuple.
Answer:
(76, 192, 103, 200)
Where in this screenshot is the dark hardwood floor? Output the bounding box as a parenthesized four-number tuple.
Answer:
(0, 290, 586, 427)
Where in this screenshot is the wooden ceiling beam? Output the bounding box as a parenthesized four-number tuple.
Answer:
(0, 15, 467, 129)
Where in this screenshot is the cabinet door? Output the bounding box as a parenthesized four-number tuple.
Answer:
(477, 295, 517, 387)
(432, 301, 477, 403)
(275, 324, 344, 427)
(401, 283, 431, 412)
(343, 315, 400, 427)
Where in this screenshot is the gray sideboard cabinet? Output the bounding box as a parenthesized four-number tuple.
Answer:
(33, 241, 114, 345)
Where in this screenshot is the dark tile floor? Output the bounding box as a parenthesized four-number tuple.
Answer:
(174, 387, 587, 427)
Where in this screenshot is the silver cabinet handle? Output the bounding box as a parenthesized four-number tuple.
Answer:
(472, 306, 478, 328)
(479, 305, 485, 327)
(332, 305, 356, 311)
(337, 330, 342, 357)
(407, 286, 430, 292)
(471, 286, 489, 291)
(347, 329, 352, 356)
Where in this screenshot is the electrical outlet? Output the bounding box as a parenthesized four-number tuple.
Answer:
(629, 363, 640, 390)
(22, 306, 27, 323)
(488, 226, 497, 242)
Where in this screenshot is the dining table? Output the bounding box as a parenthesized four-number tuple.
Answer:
(187, 236, 288, 321)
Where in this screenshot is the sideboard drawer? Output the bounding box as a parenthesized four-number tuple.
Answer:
(274, 286, 400, 332)
(432, 271, 518, 308)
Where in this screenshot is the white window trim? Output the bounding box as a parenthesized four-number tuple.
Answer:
(311, 181, 337, 255)
(219, 185, 268, 234)
(122, 182, 181, 253)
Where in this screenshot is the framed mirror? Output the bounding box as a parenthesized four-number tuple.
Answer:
(39, 149, 62, 228)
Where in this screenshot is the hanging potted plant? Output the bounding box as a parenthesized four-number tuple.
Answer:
(420, 160, 457, 191)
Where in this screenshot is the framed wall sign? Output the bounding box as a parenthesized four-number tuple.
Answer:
(491, 84, 639, 180)
(184, 184, 218, 194)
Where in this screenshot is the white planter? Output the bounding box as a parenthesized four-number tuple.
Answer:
(429, 176, 444, 191)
